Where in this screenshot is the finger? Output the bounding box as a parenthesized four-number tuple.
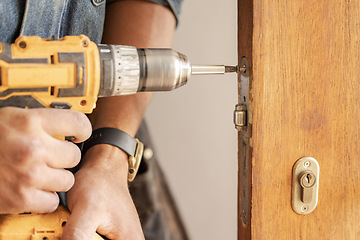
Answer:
(37, 168, 75, 192)
(26, 190, 59, 213)
(35, 109, 92, 142)
(62, 205, 99, 240)
(43, 137, 82, 169)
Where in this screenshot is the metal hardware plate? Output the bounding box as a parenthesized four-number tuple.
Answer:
(292, 157, 320, 215)
(237, 57, 251, 226)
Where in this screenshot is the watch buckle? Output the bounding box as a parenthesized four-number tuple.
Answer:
(128, 138, 144, 182)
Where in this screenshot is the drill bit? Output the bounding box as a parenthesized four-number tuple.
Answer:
(191, 65, 242, 75)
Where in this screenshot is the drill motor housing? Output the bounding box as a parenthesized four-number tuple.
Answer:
(0, 35, 101, 113)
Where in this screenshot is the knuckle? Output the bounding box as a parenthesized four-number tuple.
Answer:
(14, 138, 42, 164)
(15, 110, 40, 132)
(13, 186, 31, 211)
(3, 176, 29, 211)
(18, 166, 40, 186)
(0, 108, 41, 135)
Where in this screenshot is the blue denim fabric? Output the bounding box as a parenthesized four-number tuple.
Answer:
(0, 0, 106, 44)
(148, 0, 183, 25)
(107, 0, 183, 24)
(153, 0, 182, 23)
(0, 0, 182, 44)
(0, 0, 26, 43)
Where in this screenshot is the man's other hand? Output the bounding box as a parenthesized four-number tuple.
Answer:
(62, 144, 145, 240)
(0, 107, 92, 214)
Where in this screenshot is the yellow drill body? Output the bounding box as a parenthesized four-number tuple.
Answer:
(0, 35, 100, 113)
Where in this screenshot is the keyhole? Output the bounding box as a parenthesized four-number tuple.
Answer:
(299, 171, 316, 188)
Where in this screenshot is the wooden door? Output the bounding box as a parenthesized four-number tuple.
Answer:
(237, 0, 360, 239)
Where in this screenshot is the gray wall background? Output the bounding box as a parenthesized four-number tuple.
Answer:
(145, 0, 238, 239)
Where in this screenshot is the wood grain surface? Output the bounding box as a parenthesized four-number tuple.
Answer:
(238, 0, 360, 239)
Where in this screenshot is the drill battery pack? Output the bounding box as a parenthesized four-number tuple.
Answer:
(0, 206, 103, 240)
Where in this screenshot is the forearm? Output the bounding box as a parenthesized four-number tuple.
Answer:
(91, 0, 175, 129)
(89, 93, 152, 137)
(84, 0, 176, 171)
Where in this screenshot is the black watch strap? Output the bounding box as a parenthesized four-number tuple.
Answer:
(83, 127, 137, 156)
(82, 127, 144, 182)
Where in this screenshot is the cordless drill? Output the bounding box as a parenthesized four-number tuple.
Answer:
(0, 35, 237, 112)
(0, 35, 237, 239)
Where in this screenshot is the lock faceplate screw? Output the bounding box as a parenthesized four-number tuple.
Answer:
(301, 205, 309, 212)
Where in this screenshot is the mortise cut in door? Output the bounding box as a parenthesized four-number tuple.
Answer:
(238, 0, 360, 239)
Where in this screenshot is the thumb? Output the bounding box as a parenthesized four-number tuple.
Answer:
(61, 206, 99, 240)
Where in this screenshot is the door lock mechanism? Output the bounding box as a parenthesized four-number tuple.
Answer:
(292, 157, 320, 215)
(299, 171, 316, 204)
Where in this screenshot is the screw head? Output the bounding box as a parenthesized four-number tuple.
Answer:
(304, 161, 310, 167)
(301, 205, 309, 212)
(19, 41, 26, 48)
(82, 40, 89, 47)
(80, 100, 87, 106)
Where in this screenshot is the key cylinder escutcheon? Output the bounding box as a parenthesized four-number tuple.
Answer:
(291, 157, 320, 215)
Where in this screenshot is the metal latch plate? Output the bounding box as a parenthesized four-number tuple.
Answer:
(234, 104, 247, 131)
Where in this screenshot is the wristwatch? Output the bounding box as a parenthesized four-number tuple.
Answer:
(81, 127, 144, 182)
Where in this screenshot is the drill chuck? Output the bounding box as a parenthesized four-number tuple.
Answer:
(98, 44, 191, 97)
(137, 49, 191, 92)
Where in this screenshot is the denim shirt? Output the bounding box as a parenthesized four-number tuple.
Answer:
(0, 0, 182, 44)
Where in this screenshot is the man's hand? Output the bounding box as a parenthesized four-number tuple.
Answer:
(62, 145, 144, 240)
(0, 107, 92, 214)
